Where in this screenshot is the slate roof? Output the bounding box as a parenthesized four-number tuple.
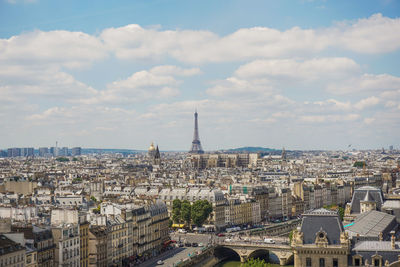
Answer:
(345, 210, 397, 239)
(350, 186, 383, 214)
(0, 235, 25, 256)
(383, 200, 400, 209)
(352, 240, 400, 265)
(301, 208, 343, 245)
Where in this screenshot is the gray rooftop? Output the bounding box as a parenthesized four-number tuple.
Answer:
(350, 186, 383, 214)
(301, 208, 343, 245)
(345, 210, 397, 239)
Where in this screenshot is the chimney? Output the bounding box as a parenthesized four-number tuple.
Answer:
(379, 232, 383, 241)
(390, 231, 395, 249)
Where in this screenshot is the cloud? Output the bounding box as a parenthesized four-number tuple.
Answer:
(81, 65, 199, 104)
(354, 96, 380, 110)
(0, 30, 106, 69)
(0, 65, 97, 102)
(327, 73, 400, 95)
(99, 14, 400, 63)
(300, 114, 360, 123)
(234, 57, 360, 80)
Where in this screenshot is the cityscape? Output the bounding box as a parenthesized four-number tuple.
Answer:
(1, 1, 400, 267)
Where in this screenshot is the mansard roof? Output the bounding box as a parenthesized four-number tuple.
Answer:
(301, 208, 343, 245)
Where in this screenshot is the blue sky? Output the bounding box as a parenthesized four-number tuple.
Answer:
(1, 0, 400, 150)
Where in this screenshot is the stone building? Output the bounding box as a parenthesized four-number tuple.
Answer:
(10, 225, 55, 267)
(79, 214, 89, 267)
(51, 223, 80, 267)
(292, 208, 350, 267)
(88, 226, 107, 267)
(344, 186, 384, 223)
(0, 234, 25, 267)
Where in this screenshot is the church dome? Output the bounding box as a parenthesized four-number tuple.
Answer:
(148, 142, 156, 151)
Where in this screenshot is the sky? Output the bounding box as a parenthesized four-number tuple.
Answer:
(1, 0, 400, 151)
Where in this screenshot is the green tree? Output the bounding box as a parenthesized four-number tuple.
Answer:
(353, 161, 366, 168)
(56, 157, 69, 162)
(241, 258, 272, 267)
(191, 200, 213, 226)
(90, 196, 97, 203)
(172, 199, 182, 224)
(289, 230, 294, 243)
(181, 200, 191, 226)
(338, 206, 345, 221)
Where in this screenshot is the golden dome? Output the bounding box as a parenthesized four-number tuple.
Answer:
(148, 142, 156, 151)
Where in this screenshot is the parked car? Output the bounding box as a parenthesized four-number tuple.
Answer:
(224, 238, 232, 242)
(217, 233, 225, 237)
(264, 238, 275, 244)
(198, 243, 204, 247)
(177, 229, 187, 234)
(185, 242, 192, 247)
(157, 260, 164, 265)
(192, 242, 198, 247)
(179, 243, 184, 247)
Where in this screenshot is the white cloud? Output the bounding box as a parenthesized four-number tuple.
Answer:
(300, 114, 360, 123)
(354, 96, 380, 110)
(0, 30, 106, 69)
(327, 73, 400, 95)
(206, 77, 274, 97)
(0, 65, 97, 101)
(99, 14, 400, 63)
(82, 65, 199, 104)
(235, 57, 360, 80)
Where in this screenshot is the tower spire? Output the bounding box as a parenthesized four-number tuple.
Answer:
(189, 110, 204, 154)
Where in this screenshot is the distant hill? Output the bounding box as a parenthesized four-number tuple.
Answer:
(224, 147, 278, 152)
(82, 148, 144, 154)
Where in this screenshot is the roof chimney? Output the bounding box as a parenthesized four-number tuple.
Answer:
(390, 231, 395, 249)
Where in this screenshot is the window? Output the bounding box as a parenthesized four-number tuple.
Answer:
(355, 258, 361, 266)
(319, 258, 325, 267)
(374, 259, 380, 266)
(306, 258, 312, 267)
(333, 258, 338, 267)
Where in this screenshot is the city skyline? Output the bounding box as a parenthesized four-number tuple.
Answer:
(1, 0, 400, 150)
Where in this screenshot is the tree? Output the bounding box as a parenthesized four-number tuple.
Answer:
(90, 196, 97, 203)
(181, 200, 191, 226)
(353, 161, 366, 168)
(241, 258, 273, 267)
(338, 206, 345, 221)
(56, 157, 69, 162)
(172, 199, 182, 223)
(289, 230, 294, 243)
(191, 200, 213, 227)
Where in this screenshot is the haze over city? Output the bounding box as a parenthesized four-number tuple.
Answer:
(1, 0, 400, 150)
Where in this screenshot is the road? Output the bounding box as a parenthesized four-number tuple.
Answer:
(138, 233, 212, 267)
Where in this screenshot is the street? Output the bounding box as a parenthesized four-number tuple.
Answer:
(138, 233, 212, 267)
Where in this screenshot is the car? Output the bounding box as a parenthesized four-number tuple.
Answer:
(177, 229, 187, 234)
(192, 242, 198, 247)
(198, 243, 204, 247)
(217, 233, 225, 237)
(157, 260, 164, 265)
(179, 243, 184, 247)
(224, 238, 232, 242)
(264, 238, 275, 244)
(185, 242, 192, 247)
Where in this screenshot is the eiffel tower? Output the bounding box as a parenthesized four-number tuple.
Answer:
(189, 110, 204, 154)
